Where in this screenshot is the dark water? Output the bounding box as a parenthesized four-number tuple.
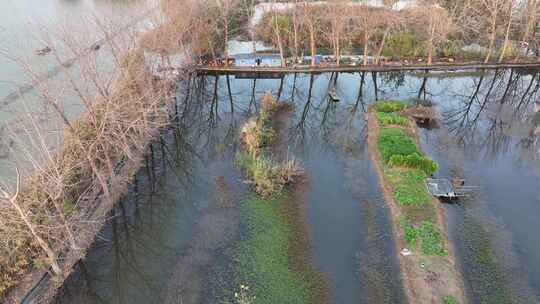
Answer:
(55, 68, 540, 304)
(416, 68, 540, 303)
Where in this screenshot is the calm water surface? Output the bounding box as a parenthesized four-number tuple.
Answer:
(55, 68, 540, 304)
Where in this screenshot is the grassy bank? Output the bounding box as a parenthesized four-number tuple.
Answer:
(367, 100, 465, 303)
(209, 93, 322, 304)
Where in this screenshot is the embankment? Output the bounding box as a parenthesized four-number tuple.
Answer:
(0, 50, 177, 304)
(366, 102, 466, 304)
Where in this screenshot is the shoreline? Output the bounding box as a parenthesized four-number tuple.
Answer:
(366, 110, 467, 304)
(196, 61, 540, 75)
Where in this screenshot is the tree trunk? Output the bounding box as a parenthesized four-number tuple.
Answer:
(428, 25, 435, 65)
(310, 24, 317, 66)
(499, 2, 514, 63)
(224, 20, 229, 67)
(485, 20, 497, 63)
(273, 15, 285, 67)
(293, 2, 299, 62)
(363, 31, 369, 66)
(375, 29, 389, 65)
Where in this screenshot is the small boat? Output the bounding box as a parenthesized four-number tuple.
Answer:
(426, 177, 477, 201)
(329, 88, 339, 102)
(35, 46, 52, 56)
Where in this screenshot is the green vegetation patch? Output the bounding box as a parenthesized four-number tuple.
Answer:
(232, 194, 314, 304)
(376, 112, 409, 126)
(386, 168, 432, 206)
(442, 295, 459, 304)
(377, 128, 420, 163)
(389, 153, 438, 176)
(373, 100, 408, 113)
(403, 220, 447, 256)
(460, 216, 516, 304)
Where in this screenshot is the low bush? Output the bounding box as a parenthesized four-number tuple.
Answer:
(382, 32, 425, 60)
(376, 112, 409, 126)
(373, 100, 407, 113)
(389, 153, 438, 176)
(377, 128, 419, 163)
(403, 220, 447, 256)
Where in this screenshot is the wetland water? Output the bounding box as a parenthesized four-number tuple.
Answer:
(0, 0, 155, 182)
(55, 68, 539, 304)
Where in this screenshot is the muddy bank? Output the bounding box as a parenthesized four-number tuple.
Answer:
(366, 110, 466, 303)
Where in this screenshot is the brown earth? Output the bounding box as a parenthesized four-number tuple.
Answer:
(366, 111, 467, 304)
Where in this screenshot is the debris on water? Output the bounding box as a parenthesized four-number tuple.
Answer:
(329, 88, 339, 102)
(400, 248, 412, 256)
(35, 46, 52, 56)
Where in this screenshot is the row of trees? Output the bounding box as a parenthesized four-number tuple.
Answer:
(252, 0, 540, 66)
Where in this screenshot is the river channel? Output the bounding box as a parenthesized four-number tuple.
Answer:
(52, 68, 540, 304)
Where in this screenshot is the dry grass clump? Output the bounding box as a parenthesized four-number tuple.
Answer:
(236, 152, 303, 197)
(237, 93, 303, 197)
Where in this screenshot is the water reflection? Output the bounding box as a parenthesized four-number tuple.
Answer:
(56, 67, 540, 304)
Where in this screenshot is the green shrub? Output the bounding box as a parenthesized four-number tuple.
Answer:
(382, 32, 425, 60)
(389, 153, 438, 176)
(373, 100, 407, 113)
(376, 112, 409, 126)
(377, 128, 419, 163)
(443, 295, 459, 304)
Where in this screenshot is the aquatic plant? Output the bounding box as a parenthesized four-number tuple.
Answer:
(373, 100, 408, 113)
(375, 112, 409, 126)
(235, 284, 256, 304)
(442, 295, 459, 304)
(240, 93, 282, 155)
(231, 195, 314, 304)
(236, 152, 283, 197)
(236, 152, 303, 197)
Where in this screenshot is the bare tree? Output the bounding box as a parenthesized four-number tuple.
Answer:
(300, 2, 320, 66)
(498, 0, 518, 62)
(270, 1, 287, 66)
(479, 0, 507, 63)
(410, 3, 454, 64)
(326, 1, 348, 65)
(216, 0, 236, 66)
(374, 7, 401, 65)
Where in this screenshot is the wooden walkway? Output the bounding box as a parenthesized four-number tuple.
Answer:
(196, 62, 540, 75)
